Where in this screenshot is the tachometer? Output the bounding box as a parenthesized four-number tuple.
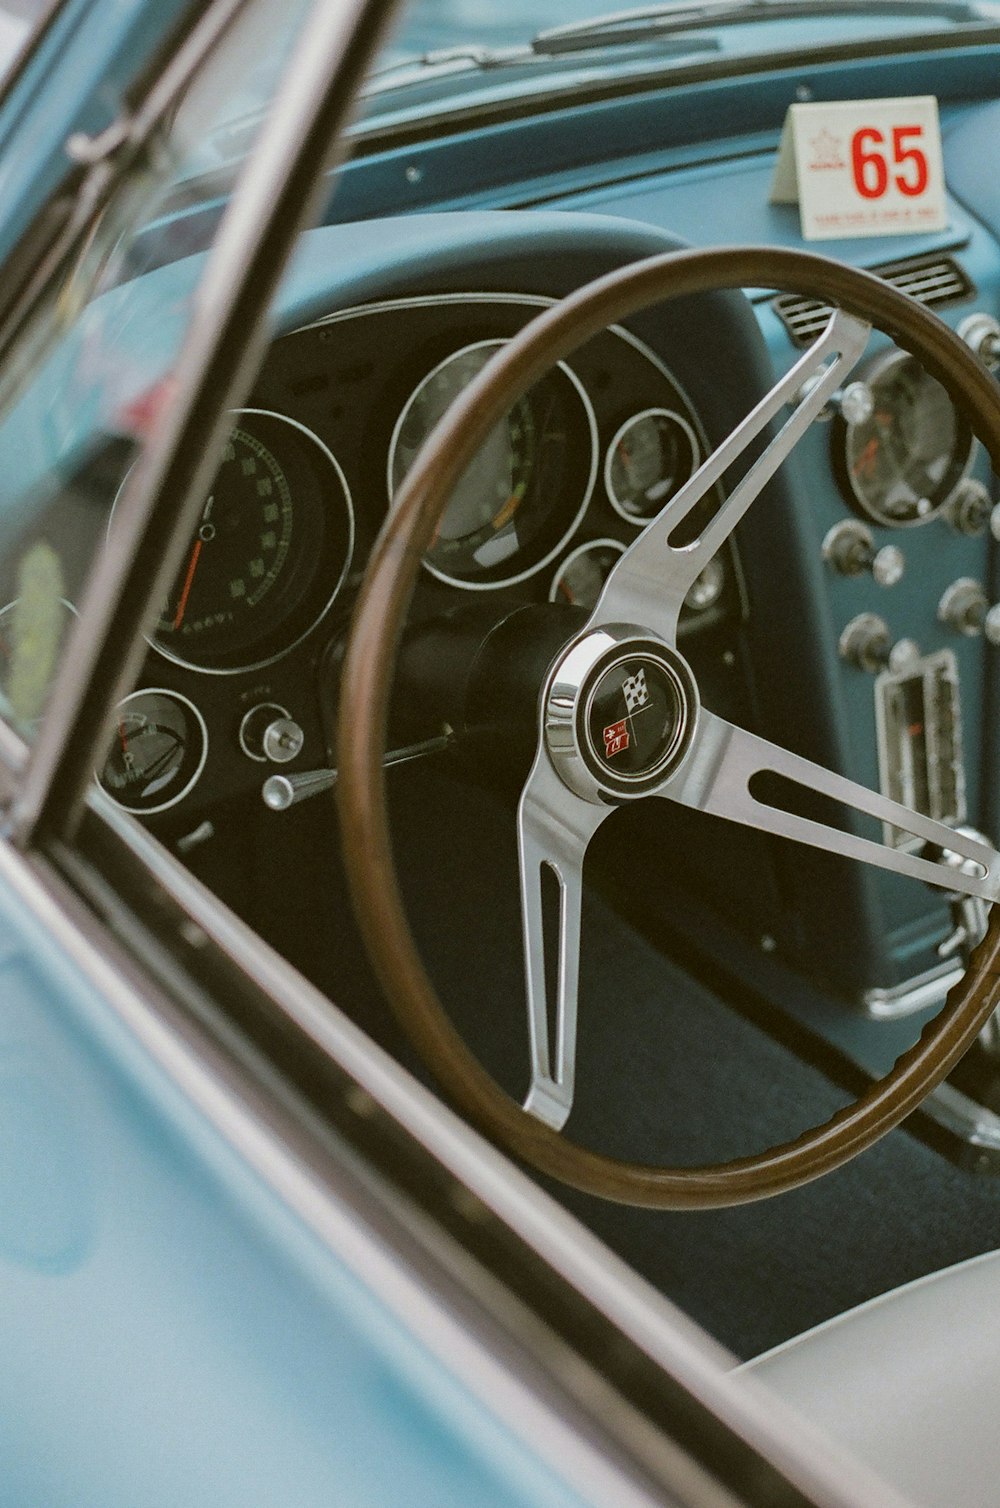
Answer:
(147, 409, 353, 673)
(835, 350, 973, 527)
(388, 340, 597, 589)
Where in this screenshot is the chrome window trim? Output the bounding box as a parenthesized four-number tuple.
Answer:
(8, 0, 398, 845)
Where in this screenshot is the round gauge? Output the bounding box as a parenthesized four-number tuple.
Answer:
(836, 350, 974, 527)
(549, 539, 625, 610)
(388, 340, 597, 589)
(684, 557, 726, 614)
(98, 689, 207, 815)
(147, 409, 353, 673)
(605, 408, 701, 525)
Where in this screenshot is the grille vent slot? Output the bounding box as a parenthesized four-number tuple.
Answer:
(772, 254, 974, 347)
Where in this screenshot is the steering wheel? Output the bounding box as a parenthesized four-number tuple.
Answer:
(338, 245, 1000, 1208)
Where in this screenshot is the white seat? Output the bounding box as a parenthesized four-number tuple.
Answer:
(746, 1249, 1000, 1507)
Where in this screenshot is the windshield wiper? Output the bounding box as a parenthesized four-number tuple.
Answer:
(365, 0, 1000, 100)
(532, 0, 1000, 53)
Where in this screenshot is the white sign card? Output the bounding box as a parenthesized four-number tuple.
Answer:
(770, 96, 947, 241)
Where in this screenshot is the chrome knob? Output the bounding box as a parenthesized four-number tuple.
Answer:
(239, 702, 304, 763)
(797, 376, 874, 423)
(958, 312, 1000, 371)
(838, 380, 876, 426)
(839, 612, 891, 673)
(938, 578, 989, 637)
(949, 478, 992, 537)
(823, 521, 904, 586)
(262, 718, 305, 764)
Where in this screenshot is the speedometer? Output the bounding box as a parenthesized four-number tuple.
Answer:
(835, 349, 973, 527)
(147, 408, 353, 673)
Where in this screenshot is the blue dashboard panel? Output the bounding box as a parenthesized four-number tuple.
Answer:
(0, 860, 589, 1508)
(540, 155, 977, 264)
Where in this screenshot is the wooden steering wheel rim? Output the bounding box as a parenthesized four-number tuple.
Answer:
(338, 244, 1000, 1209)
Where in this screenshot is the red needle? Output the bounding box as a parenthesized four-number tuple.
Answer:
(118, 720, 129, 756)
(172, 538, 203, 630)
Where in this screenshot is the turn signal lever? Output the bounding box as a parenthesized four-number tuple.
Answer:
(262, 735, 451, 810)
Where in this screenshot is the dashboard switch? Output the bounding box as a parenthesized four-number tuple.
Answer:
(823, 521, 903, 586)
(948, 478, 992, 536)
(797, 376, 873, 423)
(239, 702, 304, 763)
(938, 578, 989, 637)
(958, 312, 1000, 371)
(839, 612, 891, 673)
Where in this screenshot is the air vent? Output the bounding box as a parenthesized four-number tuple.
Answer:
(772, 254, 974, 347)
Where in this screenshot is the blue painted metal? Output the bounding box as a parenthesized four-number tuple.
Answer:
(0, 855, 592, 1508)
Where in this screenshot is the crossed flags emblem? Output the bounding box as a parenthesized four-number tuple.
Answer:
(622, 667, 649, 713)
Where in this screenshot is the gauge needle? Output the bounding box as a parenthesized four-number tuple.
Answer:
(172, 538, 203, 630)
(118, 720, 135, 773)
(852, 435, 879, 478)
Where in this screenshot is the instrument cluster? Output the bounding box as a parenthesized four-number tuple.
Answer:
(83, 293, 738, 823)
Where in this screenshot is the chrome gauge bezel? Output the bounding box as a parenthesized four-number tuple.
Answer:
(114, 408, 355, 676)
(386, 338, 599, 591)
(97, 687, 208, 816)
(833, 347, 975, 529)
(604, 407, 701, 526)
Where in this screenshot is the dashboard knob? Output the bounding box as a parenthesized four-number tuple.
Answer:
(822, 521, 904, 586)
(839, 612, 892, 673)
(837, 380, 876, 426)
(938, 578, 989, 637)
(262, 718, 305, 764)
(796, 376, 873, 423)
(948, 478, 992, 536)
(958, 312, 1000, 371)
(239, 702, 304, 763)
(985, 605, 1000, 647)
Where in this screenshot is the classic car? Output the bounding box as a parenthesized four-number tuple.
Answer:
(5, 0, 1000, 1501)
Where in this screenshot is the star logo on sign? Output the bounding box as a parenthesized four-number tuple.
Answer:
(808, 128, 845, 171)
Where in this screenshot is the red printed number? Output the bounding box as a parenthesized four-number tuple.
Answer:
(851, 125, 928, 200)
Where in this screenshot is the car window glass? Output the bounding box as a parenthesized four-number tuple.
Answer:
(0, 0, 314, 742)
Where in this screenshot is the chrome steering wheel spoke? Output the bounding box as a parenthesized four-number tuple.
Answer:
(517, 752, 610, 1130)
(661, 707, 1000, 902)
(591, 308, 872, 644)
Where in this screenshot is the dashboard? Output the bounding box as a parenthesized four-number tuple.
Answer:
(62, 81, 1000, 1024)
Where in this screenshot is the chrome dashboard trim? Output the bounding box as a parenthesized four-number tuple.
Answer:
(862, 956, 965, 1020)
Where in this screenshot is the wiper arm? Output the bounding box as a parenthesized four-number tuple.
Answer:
(532, 0, 997, 54)
(363, 44, 534, 96)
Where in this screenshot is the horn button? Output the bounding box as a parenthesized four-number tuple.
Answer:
(544, 626, 699, 802)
